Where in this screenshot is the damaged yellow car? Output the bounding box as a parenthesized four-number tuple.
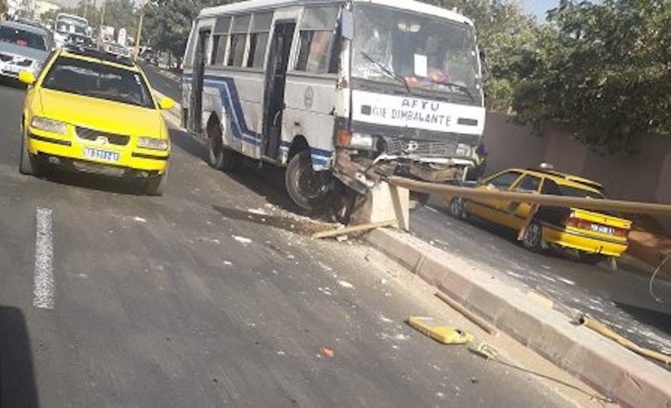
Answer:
(18, 47, 174, 195)
(447, 168, 632, 264)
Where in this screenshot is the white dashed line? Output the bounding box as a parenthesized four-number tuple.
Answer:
(33, 207, 55, 309)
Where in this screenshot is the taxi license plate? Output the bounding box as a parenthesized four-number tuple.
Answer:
(84, 148, 119, 162)
(590, 224, 614, 235)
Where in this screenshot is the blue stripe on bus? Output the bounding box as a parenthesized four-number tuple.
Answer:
(183, 74, 332, 161)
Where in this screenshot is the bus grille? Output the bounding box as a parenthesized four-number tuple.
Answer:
(383, 137, 457, 158)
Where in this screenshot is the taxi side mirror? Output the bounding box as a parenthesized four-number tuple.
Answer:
(158, 97, 176, 110)
(19, 71, 36, 86)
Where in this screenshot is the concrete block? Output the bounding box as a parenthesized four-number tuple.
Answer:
(351, 183, 410, 230)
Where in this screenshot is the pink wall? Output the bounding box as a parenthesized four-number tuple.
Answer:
(481, 113, 671, 231)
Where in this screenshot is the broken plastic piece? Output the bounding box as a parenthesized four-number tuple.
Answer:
(407, 317, 473, 345)
(318, 347, 334, 358)
(469, 342, 499, 361)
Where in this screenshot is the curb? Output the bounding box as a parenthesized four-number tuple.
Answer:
(365, 227, 671, 408)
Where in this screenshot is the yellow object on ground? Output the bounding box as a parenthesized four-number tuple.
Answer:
(407, 317, 473, 345)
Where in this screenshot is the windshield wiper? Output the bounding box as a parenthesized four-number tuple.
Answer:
(423, 77, 475, 103)
(360, 51, 412, 95)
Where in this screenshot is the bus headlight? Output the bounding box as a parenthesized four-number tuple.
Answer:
(456, 143, 473, 157)
(350, 133, 374, 150)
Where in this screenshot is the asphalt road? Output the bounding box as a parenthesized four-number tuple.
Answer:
(0, 77, 593, 407)
(138, 62, 671, 361)
(411, 197, 671, 361)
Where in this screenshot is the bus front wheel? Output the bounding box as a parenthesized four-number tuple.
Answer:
(285, 150, 333, 211)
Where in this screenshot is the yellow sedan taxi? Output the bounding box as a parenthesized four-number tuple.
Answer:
(447, 168, 632, 264)
(18, 47, 175, 195)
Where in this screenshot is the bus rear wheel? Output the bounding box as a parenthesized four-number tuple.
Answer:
(285, 150, 333, 211)
(207, 120, 239, 172)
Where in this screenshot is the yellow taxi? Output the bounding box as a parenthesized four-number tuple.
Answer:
(447, 168, 632, 264)
(18, 47, 175, 195)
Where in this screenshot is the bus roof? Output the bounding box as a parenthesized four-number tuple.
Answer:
(199, 0, 474, 26)
(56, 13, 88, 22)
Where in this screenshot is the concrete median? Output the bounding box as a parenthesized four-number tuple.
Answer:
(365, 227, 671, 408)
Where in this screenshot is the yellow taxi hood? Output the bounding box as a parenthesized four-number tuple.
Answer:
(37, 88, 166, 138)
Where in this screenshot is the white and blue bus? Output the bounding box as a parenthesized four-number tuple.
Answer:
(182, 0, 486, 210)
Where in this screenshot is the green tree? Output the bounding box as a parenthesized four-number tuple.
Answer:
(1, 0, 8, 19)
(143, 0, 237, 61)
(513, 0, 671, 153)
(422, 0, 540, 111)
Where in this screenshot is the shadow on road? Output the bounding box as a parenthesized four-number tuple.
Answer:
(169, 128, 315, 215)
(0, 306, 39, 408)
(0, 78, 27, 91)
(42, 170, 147, 196)
(615, 302, 671, 336)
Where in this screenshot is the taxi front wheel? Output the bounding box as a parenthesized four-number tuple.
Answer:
(19, 137, 40, 176)
(146, 168, 167, 196)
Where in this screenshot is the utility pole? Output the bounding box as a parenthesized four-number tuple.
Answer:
(133, 0, 148, 61)
(98, 0, 105, 47)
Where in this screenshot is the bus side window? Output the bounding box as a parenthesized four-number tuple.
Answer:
(227, 15, 251, 67)
(211, 16, 231, 66)
(247, 12, 272, 68)
(295, 6, 339, 74)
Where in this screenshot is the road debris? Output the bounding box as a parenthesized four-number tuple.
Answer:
(407, 316, 473, 345)
(318, 347, 334, 358)
(579, 314, 671, 365)
(133, 216, 147, 223)
(233, 236, 252, 245)
(434, 292, 498, 336)
(312, 220, 396, 239)
(337, 280, 354, 289)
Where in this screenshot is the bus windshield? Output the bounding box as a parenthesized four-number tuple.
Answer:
(56, 16, 88, 35)
(352, 4, 481, 100)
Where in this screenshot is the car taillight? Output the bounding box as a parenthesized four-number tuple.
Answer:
(613, 228, 629, 238)
(562, 216, 592, 230)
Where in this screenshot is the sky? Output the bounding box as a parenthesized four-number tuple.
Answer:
(523, 0, 558, 20)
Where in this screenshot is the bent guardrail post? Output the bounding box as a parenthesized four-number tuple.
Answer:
(387, 176, 671, 217)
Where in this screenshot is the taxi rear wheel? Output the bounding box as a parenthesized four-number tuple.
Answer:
(522, 222, 544, 252)
(19, 137, 40, 176)
(449, 197, 467, 219)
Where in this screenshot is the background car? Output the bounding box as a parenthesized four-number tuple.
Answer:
(447, 167, 633, 264)
(0, 21, 51, 81)
(18, 47, 175, 195)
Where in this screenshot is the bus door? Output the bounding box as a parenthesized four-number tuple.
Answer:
(189, 29, 210, 134)
(262, 21, 296, 159)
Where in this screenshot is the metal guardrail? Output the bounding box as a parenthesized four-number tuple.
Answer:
(388, 177, 671, 217)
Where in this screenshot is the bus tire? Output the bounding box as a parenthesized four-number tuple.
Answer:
(285, 150, 333, 211)
(207, 119, 239, 172)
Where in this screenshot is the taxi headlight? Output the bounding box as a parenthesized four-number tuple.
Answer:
(137, 137, 169, 151)
(31, 117, 68, 134)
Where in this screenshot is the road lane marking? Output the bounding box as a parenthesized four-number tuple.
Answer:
(33, 207, 55, 309)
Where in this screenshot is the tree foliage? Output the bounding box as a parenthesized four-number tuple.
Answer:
(513, 0, 671, 153)
(143, 0, 237, 62)
(1, 0, 8, 19)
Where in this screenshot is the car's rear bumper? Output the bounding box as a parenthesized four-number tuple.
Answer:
(26, 131, 169, 175)
(542, 224, 628, 257)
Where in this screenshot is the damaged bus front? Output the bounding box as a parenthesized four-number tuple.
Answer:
(334, 2, 485, 197)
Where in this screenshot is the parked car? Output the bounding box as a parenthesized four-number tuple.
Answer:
(447, 167, 633, 264)
(0, 21, 51, 80)
(18, 47, 175, 195)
